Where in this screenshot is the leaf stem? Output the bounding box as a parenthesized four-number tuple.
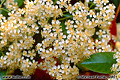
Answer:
(47, 18, 50, 22)
(0, 0, 6, 7)
(46, 44, 53, 50)
(0, 8, 10, 13)
(53, 0, 58, 5)
(58, 16, 73, 21)
(1, 52, 4, 56)
(63, 11, 67, 13)
(89, 2, 95, 9)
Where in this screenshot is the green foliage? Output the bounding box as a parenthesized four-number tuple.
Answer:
(88, 1, 96, 9)
(0, 50, 4, 57)
(0, 69, 7, 80)
(0, 7, 9, 17)
(58, 13, 73, 21)
(77, 52, 117, 74)
(52, 0, 58, 5)
(60, 21, 67, 35)
(14, 0, 24, 7)
(111, 0, 119, 8)
(63, 14, 72, 18)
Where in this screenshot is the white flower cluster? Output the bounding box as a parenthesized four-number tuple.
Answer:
(0, 0, 116, 79)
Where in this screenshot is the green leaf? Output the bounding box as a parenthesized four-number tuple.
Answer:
(0, 7, 9, 17)
(0, 69, 7, 80)
(58, 13, 73, 21)
(60, 21, 67, 35)
(89, 2, 96, 9)
(14, 0, 24, 7)
(77, 52, 117, 74)
(52, 0, 58, 5)
(113, 0, 119, 8)
(63, 14, 73, 19)
(58, 56, 62, 64)
(0, 50, 3, 57)
(76, 62, 88, 72)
